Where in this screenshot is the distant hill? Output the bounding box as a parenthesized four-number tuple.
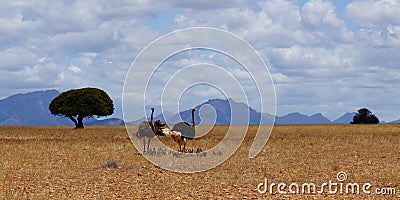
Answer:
(1, 90, 386, 125)
(164, 98, 263, 125)
(131, 99, 332, 125)
(333, 112, 356, 124)
(125, 110, 175, 125)
(87, 118, 124, 126)
(0, 90, 100, 126)
(275, 112, 308, 125)
(0, 90, 72, 126)
(275, 112, 332, 125)
(127, 117, 146, 125)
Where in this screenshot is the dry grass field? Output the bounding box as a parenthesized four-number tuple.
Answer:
(0, 125, 399, 199)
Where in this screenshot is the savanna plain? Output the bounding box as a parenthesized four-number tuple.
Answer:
(0, 125, 399, 199)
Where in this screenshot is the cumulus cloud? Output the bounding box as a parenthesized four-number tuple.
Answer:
(346, 0, 400, 27)
(0, 0, 161, 102)
(159, 0, 245, 10)
(1, 0, 400, 121)
(165, 0, 400, 121)
(68, 65, 82, 74)
(302, 0, 340, 28)
(345, 0, 400, 48)
(172, 0, 316, 48)
(0, 47, 39, 71)
(301, 0, 354, 42)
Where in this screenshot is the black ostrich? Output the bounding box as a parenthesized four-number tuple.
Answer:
(137, 108, 168, 152)
(171, 108, 196, 152)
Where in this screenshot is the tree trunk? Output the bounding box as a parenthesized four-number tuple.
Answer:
(68, 115, 84, 129)
(76, 115, 84, 129)
(68, 115, 78, 127)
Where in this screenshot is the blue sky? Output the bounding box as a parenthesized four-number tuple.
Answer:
(1, 0, 400, 122)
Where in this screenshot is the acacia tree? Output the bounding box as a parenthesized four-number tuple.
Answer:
(49, 88, 114, 128)
(350, 108, 379, 124)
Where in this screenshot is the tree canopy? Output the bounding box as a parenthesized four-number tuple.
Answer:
(350, 108, 379, 124)
(49, 87, 114, 128)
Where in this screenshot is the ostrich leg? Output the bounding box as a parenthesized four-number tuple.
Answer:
(147, 138, 151, 152)
(142, 138, 146, 152)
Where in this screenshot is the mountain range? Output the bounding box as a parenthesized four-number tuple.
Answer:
(0, 90, 70, 125)
(0, 90, 99, 126)
(0, 90, 397, 126)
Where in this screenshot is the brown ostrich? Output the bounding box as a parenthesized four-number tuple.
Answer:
(136, 108, 168, 152)
(170, 108, 196, 152)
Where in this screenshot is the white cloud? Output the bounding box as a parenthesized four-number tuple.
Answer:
(302, 0, 339, 28)
(172, 1, 316, 48)
(0, 0, 161, 103)
(346, 0, 400, 28)
(1, 0, 400, 121)
(159, 0, 245, 10)
(50, 29, 120, 52)
(301, 0, 354, 42)
(271, 72, 289, 83)
(68, 65, 82, 74)
(0, 47, 39, 71)
(345, 0, 400, 48)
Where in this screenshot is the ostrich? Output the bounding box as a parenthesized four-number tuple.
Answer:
(136, 108, 169, 152)
(171, 108, 196, 152)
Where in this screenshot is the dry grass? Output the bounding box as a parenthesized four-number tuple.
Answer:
(0, 125, 399, 199)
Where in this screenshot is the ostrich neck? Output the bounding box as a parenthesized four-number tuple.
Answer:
(191, 110, 195, 127)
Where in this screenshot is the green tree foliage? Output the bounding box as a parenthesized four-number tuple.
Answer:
(49, 88, 114, 128)
(350, 108, 379, 124)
